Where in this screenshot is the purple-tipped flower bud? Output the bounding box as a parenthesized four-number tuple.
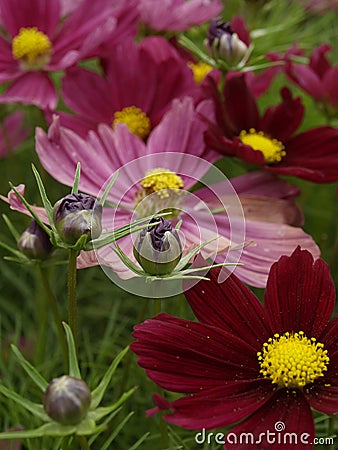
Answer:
(206, 18, 248, 66)
(133, 217, 182, 275)
(18, 220, 53, 259)
(53, 193, 102, 245)
(43, 375, 91, 425)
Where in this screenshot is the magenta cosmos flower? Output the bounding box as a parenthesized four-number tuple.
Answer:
(0, 0, 121, 110)
(0, 110, 29, 158)
(284, 44, 338, 111)
(131, 247, 338, 448)
(205, 73, 338, 182)
(34, 97, 319, 287)
(57, 37, 200, 138)
(137, 0, 222, 32)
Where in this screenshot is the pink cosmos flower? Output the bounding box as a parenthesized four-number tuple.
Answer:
(284, 44, 338, 110)
(137, 0, 222, 32)
(57, 37, 200, 138)
(0, 0, 122, 110)
(205, 73, 338, 182)
(34, 97, 319, 287)
(131, 248, 338, 448)
(0, 110, 29, 158)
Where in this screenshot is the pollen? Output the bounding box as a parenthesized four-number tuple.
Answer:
(113, 106, 151, 140)
(140, 168, 184, 199)
(239, 128, 286, 164)
(188, 61, 213, 84)
(12, 27, 52, 69)
(257, 331, 329, 389)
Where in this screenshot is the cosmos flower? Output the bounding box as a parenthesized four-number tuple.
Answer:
(57, 37, 199, 138)
(205, 73, 338, 182)
(0, 0, 122, 109)
(33, 97, 319, 287)
(0, 110, 29, 158)
(131, 247, 338, 448)
(284, 44, 338, 110)
(137, 0, 222, 32)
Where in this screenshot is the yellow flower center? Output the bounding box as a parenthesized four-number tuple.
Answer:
(188, 61, 213, 84)
(257, 331, 329, 389)
(239, 128, 286, 164)
(112, 106, 151, 140)
(140, 168, 184, 199)
(12, 27, 52, 70)
(135, 168, 185, 219)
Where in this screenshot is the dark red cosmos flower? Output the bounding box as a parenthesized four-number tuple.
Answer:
(131, 247, 338, 449)
(284, 44, 338, 110)
(204, 74, 338, 182)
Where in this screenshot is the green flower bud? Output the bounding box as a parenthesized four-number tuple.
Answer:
(53, 193, 102, 245)
(206, 19, 248, 66)
(43, 375, 91, 425)
(133, 217, 182, 275)
(17, 220, 53, 259)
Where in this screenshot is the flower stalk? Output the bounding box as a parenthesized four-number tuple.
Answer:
(68, 248, 79, 353)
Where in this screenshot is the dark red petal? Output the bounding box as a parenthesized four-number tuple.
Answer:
(285, 61, 325, 101)
(223, 74, 259, 133)
(225, 389, 315, 450)
(184, 267, 272, 349)
(306, 384, 338, 415)
(323, 67, 338, 107)
(309, 44, 332, 78)
(231, 16, 250, 46)
(268, 126, 338, 182)
(260, 87, 304, 142)
(131, 314, 259, 393)
(320, 315, 338, 349)
(162, 380, 274, 430)
(264, 247, 335, 338)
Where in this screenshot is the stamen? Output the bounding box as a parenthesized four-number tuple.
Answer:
(257, 331, 329, 389)
(12, 27, 52, 70)
(239, 128, 286, 164)
(188, 61, 213, 84)
(113, 106, 151, 140)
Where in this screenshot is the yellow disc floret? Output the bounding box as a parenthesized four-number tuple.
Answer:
(113, 106, 151, 140)
(257, 331, 329, 389)
(140, 168, 184, 199)
(12, 27, 52, 70)
(239, 128, 286, 164)
(188, 61, 213, 84)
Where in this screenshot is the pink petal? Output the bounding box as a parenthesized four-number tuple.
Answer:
(0, 72, 57, 110)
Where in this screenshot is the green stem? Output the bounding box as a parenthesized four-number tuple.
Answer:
(328, 416, 335, 450)
(153, 298, 169, 450)
(77, 435, 91, 450)
(37, 264, 68, 371)
(34, 265, 47, 365)
(68, 248, 79, 353)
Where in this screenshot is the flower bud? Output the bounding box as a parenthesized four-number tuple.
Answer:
(43, 375, 91, 425)
(205, 19, 248, 66)
(53, 193, 102, 245)
(17, 220, 53, 259)
(133, 217, 182, 275)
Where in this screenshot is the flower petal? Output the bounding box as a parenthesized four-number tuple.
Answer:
(226, 389, 315, 449)
(305, 384, 338, 415)
(132, 313, 260, 393)
(264, 247, 335, 338)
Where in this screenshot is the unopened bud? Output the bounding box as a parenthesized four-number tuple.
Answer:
(53, 193, 102, 245)
(133, 217, 182, 275)
(43, 375, 91, 425)
(206, 18, 248, 66)
(18, 220, 53, 259)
